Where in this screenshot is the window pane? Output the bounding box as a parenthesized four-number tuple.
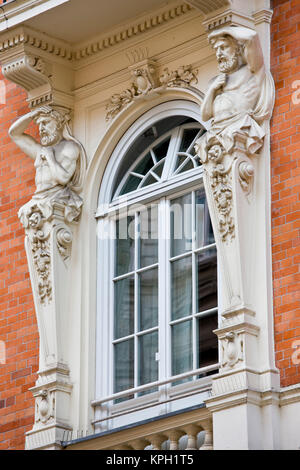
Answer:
(197, 313, 218, 368)
(196, 247, 217, 314)
(141, 173, 158, 187)
(195, 190, 205, 248)
(139, 332, 158, 392)
(153, 138, 170, 161)
(119, 174, 141, 195)
(171, 193, 192, 257)
(172, 320, 193, 377)
(114, 276, 134, 339)
(139, 268, 158, 331)
(171, 256, 192, 321)
(177, 157, 194, 174)
(139, 206, 158, 268)
(134, 152, 153, 175)
(115, 216, 135, 277)
(114, 339, 134, 395)
(179, 128, 200, 152)
(195, 190, 214, 247)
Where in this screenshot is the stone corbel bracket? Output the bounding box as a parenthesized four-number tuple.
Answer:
(0, 26, 74, 109)
(185, 0, 263, 31)
(2, 54, 53, 107)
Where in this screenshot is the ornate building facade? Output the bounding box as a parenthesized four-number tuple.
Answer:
(0, 0, 299, 450)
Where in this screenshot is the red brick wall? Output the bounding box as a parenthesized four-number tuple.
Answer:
(271, 0, 300, 387)
(0, 72, 38, 450)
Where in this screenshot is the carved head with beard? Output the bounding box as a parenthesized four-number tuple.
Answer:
(209, 33, 245, 74)
(35, 109, 67, 147)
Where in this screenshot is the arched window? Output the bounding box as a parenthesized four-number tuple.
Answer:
(95, 101, 219, 430)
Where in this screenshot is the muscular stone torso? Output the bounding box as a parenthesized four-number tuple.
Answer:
(34, 140, 78, 193)
(212, 65, 262, 125)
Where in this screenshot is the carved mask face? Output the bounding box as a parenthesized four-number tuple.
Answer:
(37, 116, 62, 146)
(208, 144, 223, 163)
(213, 37, 239, 73)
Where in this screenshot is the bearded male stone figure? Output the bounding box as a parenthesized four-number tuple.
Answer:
(196, 26, 274, 160)
(9, 105, 86, 226)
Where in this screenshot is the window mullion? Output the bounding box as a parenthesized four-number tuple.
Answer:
(158, 198, 167, 382)
(192, 191, 197, 371)
(165, 198, 172, 382)
(161, 127, 181, 181)
(110, 219, 116, 397)
(134, 212, 139, 393)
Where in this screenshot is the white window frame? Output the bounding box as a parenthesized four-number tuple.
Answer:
(95, 101, 219, 430)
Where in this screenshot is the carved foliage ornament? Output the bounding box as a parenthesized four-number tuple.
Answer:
(106, 64, 198, 121)
(28, 207, 52, 304)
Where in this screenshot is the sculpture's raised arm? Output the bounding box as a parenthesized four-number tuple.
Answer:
(8, 108, 43, 160)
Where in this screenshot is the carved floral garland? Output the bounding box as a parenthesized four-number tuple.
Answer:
(27, 209, 52, 304)
(105, 64, 198, 121)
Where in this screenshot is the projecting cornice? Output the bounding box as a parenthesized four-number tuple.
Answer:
(0, 2, 196, 108)
(0, 26, 74, 108)
(184, 0, 230, 15)
(0, 3, 193, 64)
(73, 3, 193, 61)
(0, 26, 73, 62)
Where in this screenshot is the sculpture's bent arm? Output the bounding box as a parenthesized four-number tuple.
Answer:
(9, 111, 41, 160)
(243, 32, 264, 74)
(201, 74, 226, 122)
(43, 142, 79, 186)
(201, 87, 215, 122)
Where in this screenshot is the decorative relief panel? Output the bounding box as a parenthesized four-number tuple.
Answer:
(220, 331, 244, 369)
(106, 63, 198, 121)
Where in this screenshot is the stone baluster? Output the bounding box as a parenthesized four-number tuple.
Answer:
(168, 430, 185, 450)
(199, 421, 213, 450)
(148, 434, 166, 450)
(183, 425, 200, 450)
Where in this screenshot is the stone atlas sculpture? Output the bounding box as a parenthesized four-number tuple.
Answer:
(195, 25, 274, 247)
(9, 105, 87, 308)
(196, 25, 274, 161)
(9, 105, 87, 226)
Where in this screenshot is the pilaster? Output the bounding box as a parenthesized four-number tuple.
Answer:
(194, 0, 280, 449)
